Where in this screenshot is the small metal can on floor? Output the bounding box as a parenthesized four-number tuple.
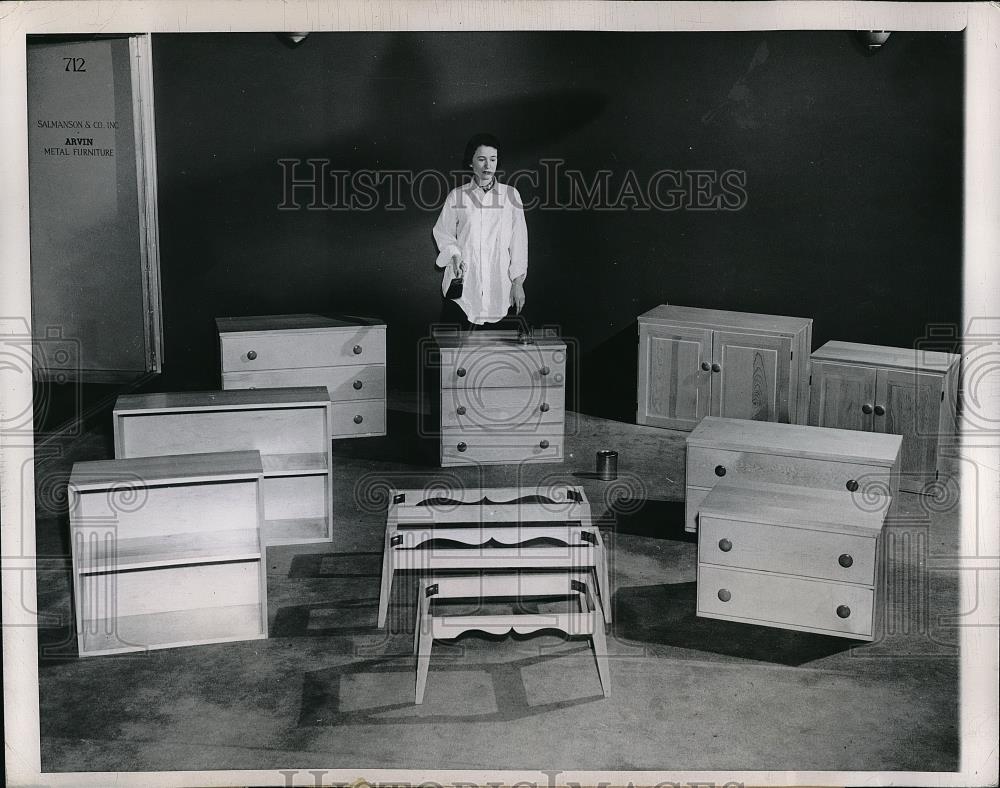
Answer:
(596, 450, 618, 481)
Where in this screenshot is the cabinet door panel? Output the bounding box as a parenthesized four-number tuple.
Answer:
(712, 332, 790, 423)
(637, 325, 712, 430)
(875, 369, 942, 485)
(808, 362, 876, 432)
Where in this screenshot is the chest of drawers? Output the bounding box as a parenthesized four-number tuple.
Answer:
(808, 341, 961, 494)
(433, 330, 567, 466)
(696, 480, 891, 640)
(684, 416, 902, 534)
(216, 313, 386, 439)
(638, 304, 813, 431)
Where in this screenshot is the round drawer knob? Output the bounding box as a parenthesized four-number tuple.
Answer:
(714, 465, 727, 477)
(539, 439, 550, 449)
(456, 405, 467, 415)
(861, 403, 873, 415)
(456, 367, 467, 377)
(718, 538, 732, 552)
(700, 361, 711, 371)
(839, 553, 854, 568)
(836, 605, 851, 619)
(246, 350, 257, 360)
(353, 380, 363, 390)
(353, 414, 363, 424)
(874, 405, 885, 416)
(540, 402, 550, 412)
(353, 345, 363, 355)
(846, 479, 859, 492)
(457, 442, 467, 452)
(540, 366, 551, 376)
(717, 589, 732, 603)
(711, 362, 721, 373)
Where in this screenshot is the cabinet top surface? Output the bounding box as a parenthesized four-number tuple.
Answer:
(638, 304, 812, 332)
(433, 330, 566, 351)
(70, 450, 264, 490)
(700, 479, 891, 534)
(811, 340, 960, 371)
(687, 416, 903, 464)
(114, 386, 331, 413)
(216, 313, 385, 334)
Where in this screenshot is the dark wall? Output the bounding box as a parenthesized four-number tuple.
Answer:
(151, 31, 963, 419)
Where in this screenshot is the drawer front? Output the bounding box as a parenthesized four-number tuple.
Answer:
(440, 431, 563, 466)
(440, 348, 566, 390)
(330, 399, 386, 437)
(697, 565, 874, 638)
(222, 364, 386, 401)
(687, 447, 889, 496)
(440, 386, 564, 429)
(220, 327, 386, 370)
(698, 515, 877, 584)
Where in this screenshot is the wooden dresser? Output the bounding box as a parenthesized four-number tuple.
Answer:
(68, 451, 268, 656)
(684, 416, 903, 534)
(113, 387, 333, 546)
(696, 480, 891, 640)
(433, 330, 567, 466)
(216, 313, 386, 439)
(808, 341, 961, 494)
(637, 305, 813, 431)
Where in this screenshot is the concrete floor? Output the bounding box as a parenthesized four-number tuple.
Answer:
(34, 397, 960, 773)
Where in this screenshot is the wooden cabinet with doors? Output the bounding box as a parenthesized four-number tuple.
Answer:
(637, 305, 813, 431)
(808, 341, 961, 494)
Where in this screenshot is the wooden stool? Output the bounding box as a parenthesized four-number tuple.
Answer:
(377, 485, 612, 628)
(413, 571, 610, 704)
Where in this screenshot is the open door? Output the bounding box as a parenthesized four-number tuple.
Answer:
(27, 33, 162, 383)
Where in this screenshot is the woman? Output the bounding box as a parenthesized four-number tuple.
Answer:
(432, 133, 528, 329)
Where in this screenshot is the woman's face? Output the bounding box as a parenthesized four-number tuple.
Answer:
(470, 145, 498, 185)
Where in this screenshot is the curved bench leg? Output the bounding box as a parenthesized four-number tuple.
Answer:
(415, 621, 433, 704)
(377, 532, 394, 628)
(591, 607, 611, 698)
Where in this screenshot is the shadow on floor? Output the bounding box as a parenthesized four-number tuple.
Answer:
(330, 408, 439, 467)
(608, 499, 696, 543)
(612, 582, 857, 666)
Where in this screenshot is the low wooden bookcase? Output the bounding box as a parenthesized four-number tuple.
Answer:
(68, 451, 268, 657)
(113, 386, 333, 546)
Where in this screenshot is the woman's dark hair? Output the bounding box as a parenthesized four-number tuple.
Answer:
(464, 133, 501, 168)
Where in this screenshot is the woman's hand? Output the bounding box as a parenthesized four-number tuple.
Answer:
(511, 279, 526, 314)
(451, 253, 464, 278)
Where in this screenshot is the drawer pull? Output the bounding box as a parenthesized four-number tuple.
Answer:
(540, 402, 550, 412)
(700, 361, 710, 371)
(353, 380, 363, 390)
(246, 350, 257, 360)
(717, 588, 732, 602)
(718, 538, 732, 552)
(353, 345, 363, 355)
(836, 605, 851, 619)
(838, 553, 854, 568)
(539, 439, 550, 449)
(456, 367, 467, 377)
(874, 404, 885, 416)
(714, 464, 727, 477)
(540, 366, 551, 376)
(353, 415, 363, 424)
(457, 441, 467, 452)
(862, 403, 873, 415)
(846, 479, 859, 492)
(456, 405, 467, 415)
(711, 362, 721, 373)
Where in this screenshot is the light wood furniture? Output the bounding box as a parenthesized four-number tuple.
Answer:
(414, 572, 610, 704)
(637, 305, 813, 431)
(216, 313, 386, 439)
(696, 480, 891, 640)
(808, 341, 961, 494)
(378, 485, 610, 627)
(433, 329, 566, 466)
(68, 451, 268, 657)
(684, 416, 903, 534)
(113, 387, 333, 546)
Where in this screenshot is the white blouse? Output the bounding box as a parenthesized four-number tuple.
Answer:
(432, 181, 528, 325)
